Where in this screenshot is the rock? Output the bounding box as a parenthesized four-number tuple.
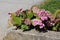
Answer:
(3, 29, 60, 40)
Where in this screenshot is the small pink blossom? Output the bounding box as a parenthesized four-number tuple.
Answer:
(32, 5, 40, 13)
(45, 11, 51, 17)
(37, 9, 51, 17)
(24, 18, 31, 25)
(40, 16, 48, 21)
(37, 9, 46, 17)
(37, 9, 52, 21)
(32, 19, 44, 28)
(39, 24, 45, 28)
(15, 8, 22, 16)
(32, 19, 42, 26)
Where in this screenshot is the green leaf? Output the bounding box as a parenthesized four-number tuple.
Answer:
(54, 10, 60, 19)
(14, 17, 23, 25)
(57, 23, 60, 31)
(52, 23, 60, 31)
(52, 27, 57, 31)
(20, 12, 27, 19)
(11, 14, 23, 25)
(21, 25, 29, 30)
(26, 11, 33, 19)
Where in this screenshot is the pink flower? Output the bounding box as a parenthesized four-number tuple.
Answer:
(31, 5, 40, 13)
(24, 18, 31, 25)
(37, 9, 46, 17)
(15, 8, 22, 16)
(37, 9, 51, 17)
(40, 16, 48, 21)
(32, 19, 42, 26)
(50, 16, 55, 22)
(45, 11, 51, 17)
(39, 24, 45, 28)
(37, 9, 52, 21)
(32, 19, 45, 28)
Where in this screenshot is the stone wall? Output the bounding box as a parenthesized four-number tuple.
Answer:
(3, 29, 60, 40)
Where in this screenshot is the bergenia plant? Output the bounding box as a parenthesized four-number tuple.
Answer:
(8, 6, 60, 32)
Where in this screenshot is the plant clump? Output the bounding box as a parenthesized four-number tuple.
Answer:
(8, 5, 60, 32)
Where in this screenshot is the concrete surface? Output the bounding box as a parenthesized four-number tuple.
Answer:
(0, 0, 44, 40)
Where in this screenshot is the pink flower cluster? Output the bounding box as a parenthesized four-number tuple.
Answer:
(37, 9, 51, 21)
(8, 7, 56, 31)
(32, 9, 55, 29)
(32, 19, 45, 28)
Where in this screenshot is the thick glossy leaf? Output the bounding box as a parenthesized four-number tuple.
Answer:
(11, 13, 23, 25)
(54, 10, 60, 19)
(26, 11, 33, 19)
(21, 25, 29, 30)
